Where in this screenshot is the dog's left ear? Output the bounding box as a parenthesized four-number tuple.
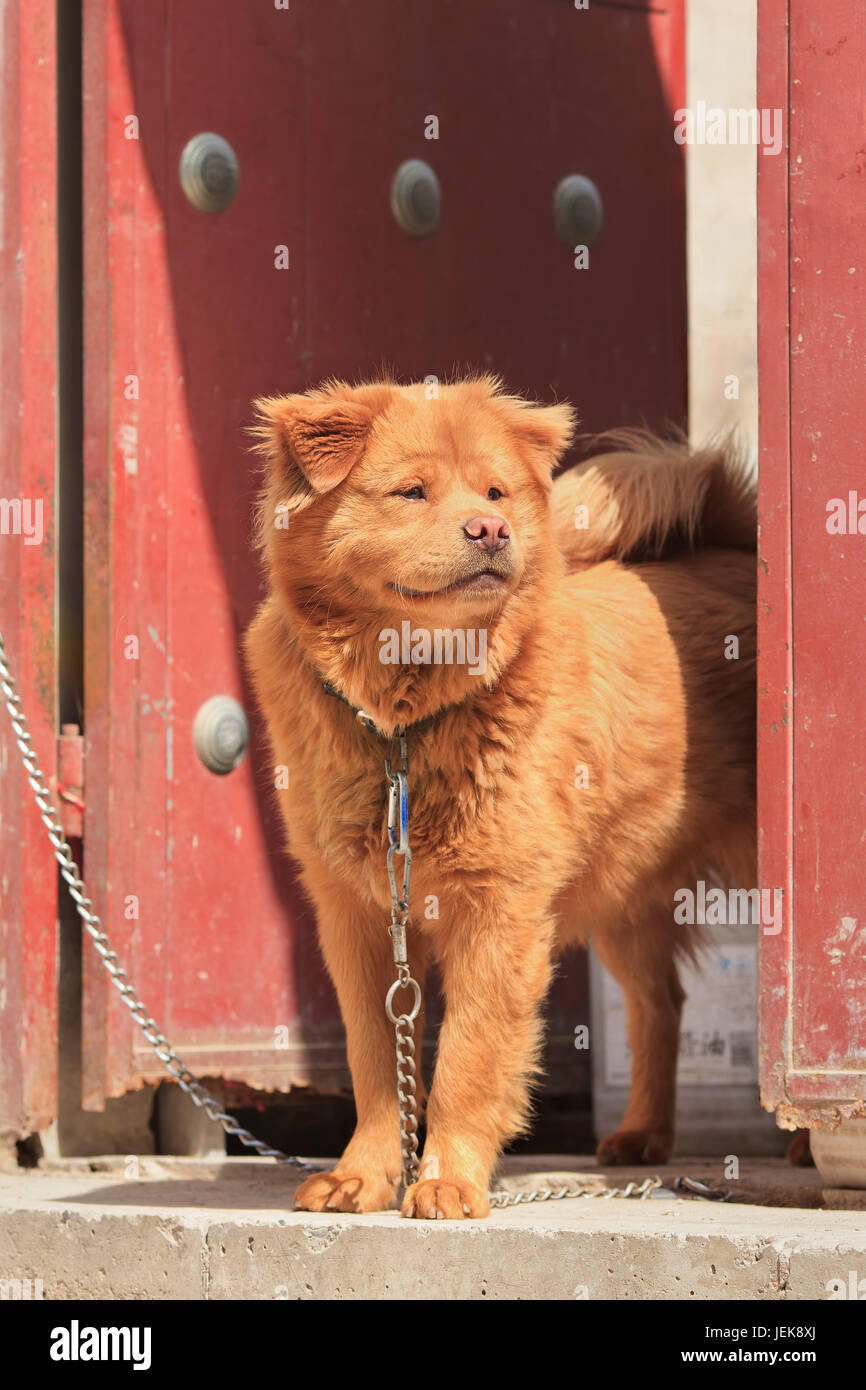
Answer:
(495, 399, 577, 486)
(251, 392, 375, 498)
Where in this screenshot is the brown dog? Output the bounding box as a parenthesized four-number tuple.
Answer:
(244, 376, 756, 1219)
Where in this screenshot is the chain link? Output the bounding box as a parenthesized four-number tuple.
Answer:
(394, 1011, 420, 1184)
(384, 737, 423, 1188)
(0, 630, 320, 1174)
(489, 1176, 664, 1207)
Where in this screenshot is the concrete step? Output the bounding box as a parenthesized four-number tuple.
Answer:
(1, 1155, 864, 1300)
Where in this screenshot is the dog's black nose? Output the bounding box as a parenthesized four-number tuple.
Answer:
(463, 514, 511, 554)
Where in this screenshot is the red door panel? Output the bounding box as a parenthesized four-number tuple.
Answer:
(82, 0, 685, 1105)
(0, 0, 59, 1138)
(758, 0, 866, 1125)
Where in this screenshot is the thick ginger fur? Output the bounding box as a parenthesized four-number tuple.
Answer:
(244, 377, 756, 1217)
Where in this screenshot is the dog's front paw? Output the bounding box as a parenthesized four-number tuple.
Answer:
(597, 1128, 673, 1165)
(401, 1177, 490, 1220)
(294, 1169, 398, 1213)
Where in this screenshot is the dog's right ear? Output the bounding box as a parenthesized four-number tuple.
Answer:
(251, 392, 375, 505)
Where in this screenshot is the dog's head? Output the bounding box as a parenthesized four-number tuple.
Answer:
(252, 377, 575, 630)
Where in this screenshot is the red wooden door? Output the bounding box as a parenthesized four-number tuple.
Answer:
(758, 0, 866, 1129)
(81, 0, 685, 1109)
(0, 0, 59, 1142)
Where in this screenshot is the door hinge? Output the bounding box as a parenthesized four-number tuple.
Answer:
(56, 723, 84, 838)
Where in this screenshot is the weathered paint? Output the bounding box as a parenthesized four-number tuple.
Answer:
(81, 0, 685, 1104)
(0, 0, 59, 1138)
(758, 0, 866, 1128)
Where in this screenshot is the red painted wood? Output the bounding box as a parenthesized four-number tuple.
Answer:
(759, 0, 866, 1125)
(757, 0, 793, 1120)
(82, 0, 685, 1103)
(82, 0, 173, 1106)
(0, 0, 59, 1137)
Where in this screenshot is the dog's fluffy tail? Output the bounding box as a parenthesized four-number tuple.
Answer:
(552, 430, 756, 570)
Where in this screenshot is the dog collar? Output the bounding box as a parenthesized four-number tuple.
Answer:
(321, 680, 409, 739)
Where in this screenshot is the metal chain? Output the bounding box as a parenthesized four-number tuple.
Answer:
(0, 629, 320, 1174)
(391, 987, 421, 1184)
(489, 1176, 664, 1207)
(384, 736, 422, 1187)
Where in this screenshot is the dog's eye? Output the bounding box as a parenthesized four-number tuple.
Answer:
(488, 486, 505, 501)
(397, 485, 426, 501)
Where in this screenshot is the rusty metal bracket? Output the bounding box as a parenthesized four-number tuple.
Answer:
(56, 723, 84, 837)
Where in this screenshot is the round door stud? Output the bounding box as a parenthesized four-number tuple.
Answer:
(553, 174, 603, 248)
(193, 696, 249, 775)
(179, 133, 239, 213)
(391, 159, 441, 237)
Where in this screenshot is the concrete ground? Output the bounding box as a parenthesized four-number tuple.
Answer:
(1, 1154, 865, 1300)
